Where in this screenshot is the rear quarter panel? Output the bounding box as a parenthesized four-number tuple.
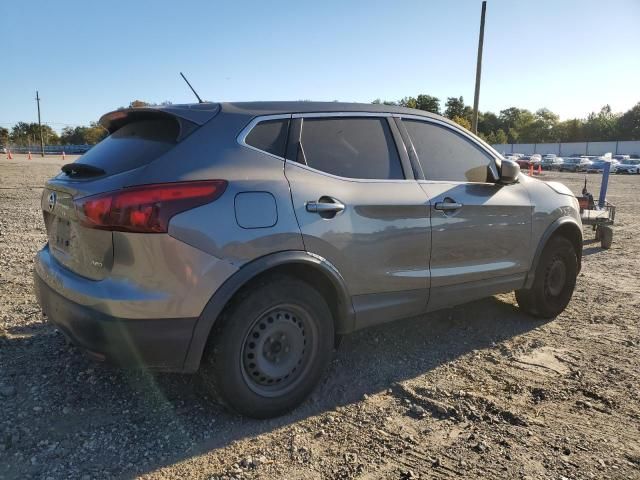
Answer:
(139, 112, 304, 265)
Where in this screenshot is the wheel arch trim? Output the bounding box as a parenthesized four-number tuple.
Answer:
(524, 217, 583, 289)
(182, 250, 354, 372)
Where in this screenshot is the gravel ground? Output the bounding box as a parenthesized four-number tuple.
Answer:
(1, 155, 639, 480)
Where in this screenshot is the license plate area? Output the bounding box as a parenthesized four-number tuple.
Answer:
(50, 216, 72, 253)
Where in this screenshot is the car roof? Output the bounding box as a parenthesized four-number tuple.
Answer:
(102, 101, 461, 131)
(219, 101, 444, 119)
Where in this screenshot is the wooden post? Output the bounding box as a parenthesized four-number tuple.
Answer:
(471, 1, 487, 134)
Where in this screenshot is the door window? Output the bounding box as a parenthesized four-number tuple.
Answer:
(404, 119, 494, 182)
(299, 117, 404, 180)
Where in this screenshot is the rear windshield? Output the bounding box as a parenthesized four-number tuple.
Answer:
(68, 118, 180, 176)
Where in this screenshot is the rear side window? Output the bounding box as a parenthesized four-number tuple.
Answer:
(70, 118, 180, 176)
(404, 120, 493, 182)
(245, 119, 289, 157)
(299, 117, 403, 180)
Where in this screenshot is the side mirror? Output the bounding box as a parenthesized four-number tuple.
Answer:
(500, 159, 520, 184)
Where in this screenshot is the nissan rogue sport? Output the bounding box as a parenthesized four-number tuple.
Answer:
(34, 102, 582, 418)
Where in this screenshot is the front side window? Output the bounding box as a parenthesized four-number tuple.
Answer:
(299, 117, 404, 180)
(404, 119, 494, 182)
(245, 119, 289, 157)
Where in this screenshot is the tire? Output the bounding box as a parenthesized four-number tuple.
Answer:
(515, 236, 578, 318)
(600, 226, 613, 249)
(594, 226, 601, 241)
(200, 275, 334, 418)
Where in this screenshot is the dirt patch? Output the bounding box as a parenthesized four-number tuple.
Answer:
(1, 158, 639, 479)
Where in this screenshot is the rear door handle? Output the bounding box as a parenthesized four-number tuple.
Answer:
(434, 200, 463, 211)
(306, 198, 345, 214)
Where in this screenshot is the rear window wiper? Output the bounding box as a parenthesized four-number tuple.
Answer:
(61, 163, 106, 178)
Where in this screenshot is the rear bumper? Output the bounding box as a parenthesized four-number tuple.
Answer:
(34, 270, 197, 372)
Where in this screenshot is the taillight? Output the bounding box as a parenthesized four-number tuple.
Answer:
(75, 180, 227, 233)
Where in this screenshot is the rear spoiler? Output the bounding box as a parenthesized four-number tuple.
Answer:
(99, 103, 221, 135)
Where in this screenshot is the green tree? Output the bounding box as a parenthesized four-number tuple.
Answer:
(415, 94, 440, 114)
(499, 107, 535, 143)
(492, 128, 508, 144)
(444, 96, 466, 119)
(0, 127, 9, 146)
(451, 115, 471, 130)
(583, 105, 619, 141)
(477, 111, 500, 137)
(60, 123, 107, 145)
(398, 97, 417, 109)
(554, 118, 585, 142)
(519, 108, 560, 143)
(10, 122, 59, 146)
(618, 102, 640, 140)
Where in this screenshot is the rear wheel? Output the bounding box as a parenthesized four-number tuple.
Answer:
(515, 236, 578, 318)
(200, 275, 334, 418)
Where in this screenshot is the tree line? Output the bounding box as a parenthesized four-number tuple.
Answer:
(373, 95, 640, 144)
(2, 98, 639, 148)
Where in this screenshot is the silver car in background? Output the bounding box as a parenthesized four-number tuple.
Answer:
(613, 159, 640, 174)
(560, 157, 592, 172)
(34, 102, 583, 418)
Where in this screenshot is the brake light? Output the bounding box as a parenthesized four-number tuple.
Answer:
(75, 180, 227, 233)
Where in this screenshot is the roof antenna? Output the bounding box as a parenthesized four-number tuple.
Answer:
(180, 72, 204, 103)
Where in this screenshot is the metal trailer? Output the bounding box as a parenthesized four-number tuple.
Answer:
(576, 163, 616, 249)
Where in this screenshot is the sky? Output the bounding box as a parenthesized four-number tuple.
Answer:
(2, 0, 639, 131)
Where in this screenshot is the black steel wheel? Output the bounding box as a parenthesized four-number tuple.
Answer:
(200, 275, 334, 418)
(515, 236, 578, 318)
(241, 305, 315, 397)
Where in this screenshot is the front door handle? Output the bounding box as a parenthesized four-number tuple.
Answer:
(434, 199, 463, 211)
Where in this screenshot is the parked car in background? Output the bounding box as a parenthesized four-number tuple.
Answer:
(560, 157, 591, 172)
(541, 156, 564, 171)
(515, 155, 533, 169)
(587, 160, 611, 173)
(1, 146, 6, 154)
(33, 101, 584, 418)
(613, 154, 630, 162)
(614, 159, 640, 174)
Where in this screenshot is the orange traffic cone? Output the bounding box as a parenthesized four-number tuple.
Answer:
(529, 164, 534, 175)
(6, 150, 12, 160)
(28, 151, 32, 160)
(62, 151, 66, 161)
(537, 164, 542, 174)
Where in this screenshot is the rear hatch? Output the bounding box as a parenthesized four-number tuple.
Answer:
(42, 104, 219, 280)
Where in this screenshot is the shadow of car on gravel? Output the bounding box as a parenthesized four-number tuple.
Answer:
(0, 295, 550, 478)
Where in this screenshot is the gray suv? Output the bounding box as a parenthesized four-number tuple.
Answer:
(34, 102, 582, 418)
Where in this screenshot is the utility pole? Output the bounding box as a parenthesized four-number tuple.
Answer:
(471, 1, 487, 134)
(36, 90, 45, 157)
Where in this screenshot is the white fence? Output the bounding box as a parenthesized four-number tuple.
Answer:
(493, 140, 640, 156)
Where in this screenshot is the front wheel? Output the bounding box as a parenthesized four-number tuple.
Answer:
(200, 275, 334, 418)
(515, 236, 578, 318)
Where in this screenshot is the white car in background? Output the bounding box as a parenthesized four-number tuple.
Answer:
(614, 159, 640, 174)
